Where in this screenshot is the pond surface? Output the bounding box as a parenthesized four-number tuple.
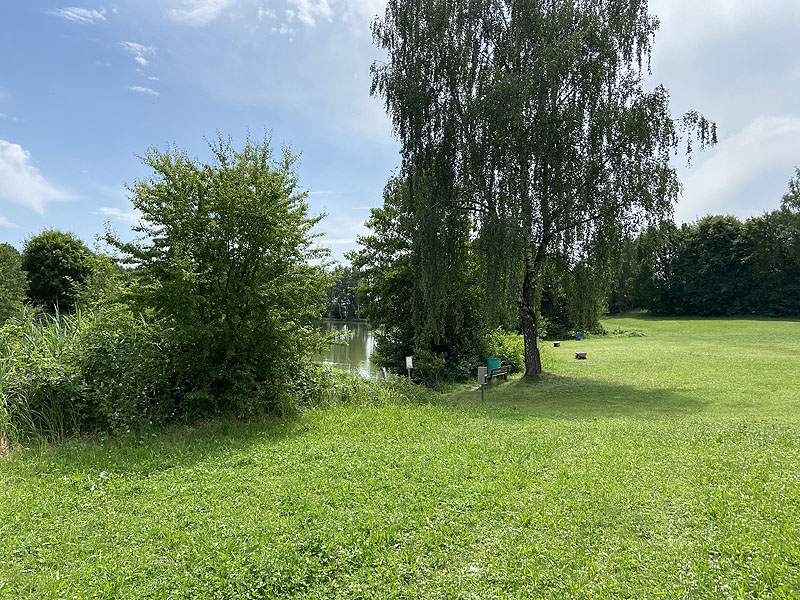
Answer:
(316, 320, 380, 379)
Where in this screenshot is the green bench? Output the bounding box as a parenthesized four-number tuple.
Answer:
(488, 365, 511, 381)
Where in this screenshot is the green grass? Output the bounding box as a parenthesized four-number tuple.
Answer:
(2, 315, 800, 598)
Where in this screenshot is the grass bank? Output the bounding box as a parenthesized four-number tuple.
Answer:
(1, 315, 799, 598)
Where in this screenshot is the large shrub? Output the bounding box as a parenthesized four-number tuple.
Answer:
(107, 135, 330, 417)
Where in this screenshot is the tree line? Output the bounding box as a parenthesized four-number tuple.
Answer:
(610, 173, 800, 317)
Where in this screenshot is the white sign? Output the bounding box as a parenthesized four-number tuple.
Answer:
(477, 366, 487, 385)
(405, 356, 414, 369)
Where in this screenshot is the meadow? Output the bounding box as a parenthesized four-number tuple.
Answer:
(1, 315, 799, 599)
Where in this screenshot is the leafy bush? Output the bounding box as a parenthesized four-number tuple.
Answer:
(483, 327, 524, 374)
(107, 136, 330, 418)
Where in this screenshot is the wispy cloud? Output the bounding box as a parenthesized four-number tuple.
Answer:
(258, 6, 276, 20)
(272, 23, 298, 37)
(49, 7, 107, 24)
(0, 140, 71, 214)
(120, 42, 157, 67)
(94, 207, 142, 226)
(0, 216, 21, 229)
(129, 86, 160, 96)
(167, 0, 235, 26)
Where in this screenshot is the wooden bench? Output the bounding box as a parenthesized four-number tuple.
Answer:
(488, 365, 511, 380)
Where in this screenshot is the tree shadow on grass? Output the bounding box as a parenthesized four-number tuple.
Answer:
(447, 374, 709, 421)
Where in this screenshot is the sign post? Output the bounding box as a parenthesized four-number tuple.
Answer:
(406, 356, 414, 381)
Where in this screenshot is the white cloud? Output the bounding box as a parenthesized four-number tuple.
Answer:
(120, 42, 157, 67)
(0, 113, 8, 120)
(167, 0, 235, 26)
(676, 115, 800, 222)
(0, 216, 20, 229)
(129, 86, 160, 96)
(0, 140, 71, 214)
(49, 7, 108, 24)
(288, 0, 334, 26)
(94, 207, 142, 226)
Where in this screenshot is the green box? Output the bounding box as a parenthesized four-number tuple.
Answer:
(487, 358, 501, 370)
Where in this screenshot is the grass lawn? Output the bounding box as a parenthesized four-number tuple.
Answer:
(2, 315, 799, 599)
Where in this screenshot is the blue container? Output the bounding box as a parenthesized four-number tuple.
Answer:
(576, 332, 581, 341)
(487, 358, 501, 370)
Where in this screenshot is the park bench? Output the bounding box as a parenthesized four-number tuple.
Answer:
(488, 365, 511, 380)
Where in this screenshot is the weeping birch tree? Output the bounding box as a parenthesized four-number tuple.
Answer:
(372, 0, 715, 377)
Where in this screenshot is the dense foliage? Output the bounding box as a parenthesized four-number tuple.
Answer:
(107, 136, 331, 417)
(21, 230, 92, 311)
(371, 0, 715, 378)
(0, 243, 27, 324)
(351, 177, 486, 383)
(0, 305, 171, 442)
(609, 190, 800, 317)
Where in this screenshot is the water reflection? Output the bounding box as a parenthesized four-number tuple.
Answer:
(316, 320, 379, 379)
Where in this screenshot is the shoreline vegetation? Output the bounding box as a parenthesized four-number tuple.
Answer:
(2, 315, 799, 598)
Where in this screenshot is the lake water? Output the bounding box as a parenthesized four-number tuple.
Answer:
(316, 320, 380, 379)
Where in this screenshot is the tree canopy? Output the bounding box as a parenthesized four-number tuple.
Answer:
(371, 0, 715, 377)
(21, 230, 92, 311)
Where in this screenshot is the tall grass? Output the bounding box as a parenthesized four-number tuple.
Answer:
(0, 306, 84, 444)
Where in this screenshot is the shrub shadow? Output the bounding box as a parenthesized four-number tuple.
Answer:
(7, 414, 308, 479)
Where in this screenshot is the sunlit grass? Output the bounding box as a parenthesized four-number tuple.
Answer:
(1, 315, 799, 598)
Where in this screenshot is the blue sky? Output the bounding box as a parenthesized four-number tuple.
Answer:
(1, 0, 799, 262)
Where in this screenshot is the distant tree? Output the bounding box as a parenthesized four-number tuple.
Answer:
(372, 0, 715, 377)
(675, 216, 744, 315)
(783, 167, 800, 210)
(107, 135, 330, 415)
(325, 266, 363, 320)
(0, 243, 28, 323)
(21, 230, 91, 311)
